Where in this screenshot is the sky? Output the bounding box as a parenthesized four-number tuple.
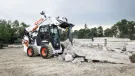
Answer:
(0, 0, 135, 30)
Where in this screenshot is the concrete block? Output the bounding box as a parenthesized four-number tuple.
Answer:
(65, 54, 73, 62)
(72, 58, 81, 64)
(57, 55, 64, 62)
(126, 44, 135, 52)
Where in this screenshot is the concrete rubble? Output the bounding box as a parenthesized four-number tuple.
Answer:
(72, 57, 85, 64)
(60, 38, 135, 64)
(72, 58, 81, 64)
(57, 55, 64, 62)
(64, 54, 74, 62)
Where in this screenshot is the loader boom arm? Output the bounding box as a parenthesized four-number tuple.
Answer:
(30, 11, 74, 44)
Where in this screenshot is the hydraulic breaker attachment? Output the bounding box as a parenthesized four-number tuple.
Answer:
(59, 22, 74, 45)
(67, 24, 74, 45)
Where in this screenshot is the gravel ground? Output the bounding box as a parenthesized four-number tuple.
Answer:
(0, 48, 135, 76)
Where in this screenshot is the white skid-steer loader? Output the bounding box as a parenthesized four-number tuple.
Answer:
(22, 11, 74, 59)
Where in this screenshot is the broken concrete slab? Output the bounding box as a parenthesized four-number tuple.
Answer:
(114, 49, 122, 53)
(72, 58, 81, 64)
(107, 43, 125, 50)
(63, 49, 76, 58)
(63, 39, 131, 64)
(85, 50, 131, 64)
(57, 55, 64, 62)
(75, 57, 85, 62)
(126, 44, 135, 52)
(65, 54, 73, 62)
(124, 51, 133, 56)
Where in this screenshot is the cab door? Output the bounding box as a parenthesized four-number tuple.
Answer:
(37, 25, 50, 46)
(50, 25, 60, 50)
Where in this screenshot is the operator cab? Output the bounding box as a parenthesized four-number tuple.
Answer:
(36, 24, 60, 50)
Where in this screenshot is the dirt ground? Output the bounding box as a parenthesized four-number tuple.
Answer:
(0, 48, 135, 76)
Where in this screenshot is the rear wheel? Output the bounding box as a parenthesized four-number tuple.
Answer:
(40, 45, 53, 59)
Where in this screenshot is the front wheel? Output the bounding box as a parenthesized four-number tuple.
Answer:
(40, 45, 53, 59)
(27, 46, 34, 57)
(27, 46, 38, 57)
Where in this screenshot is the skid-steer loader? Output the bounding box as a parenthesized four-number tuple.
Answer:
(22, 11, 74, 59)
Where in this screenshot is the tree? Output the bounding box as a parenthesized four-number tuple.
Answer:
(12, 20, 19, 28)
(78, 29, 85, 38)
(104, 28, 113, 37)
(21, 22, 29, 27)
(115, 19, 129, 38)
(127, 21, 135, 40)
(73, 30, 78, 38)
(77, 28, 90, 39)
(111, 25, 118, 37)
(114, 19, 135, 39)
(0, 19, 30, 44)
(97, 26, 103, 37)
(83, 29, 90, 38)
(91, 27, 97, 37)
(0, 20, 12, 44)
(18, 22, 29, 38)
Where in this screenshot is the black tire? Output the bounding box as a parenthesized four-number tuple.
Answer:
(40, 45, 53, 59)
(27, 46, 38, 57)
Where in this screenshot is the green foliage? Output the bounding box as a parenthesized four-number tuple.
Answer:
(0, 20, 12, 44)
(113, 19, 135, 39)
(0, 18, 134, 44)
(13, 20, 19, 28)
(73, 27, 98, 39)
(0, 19, 29, 44)
(111, 25, 118, 37)
(97, 26, 103, 37)
(104, 28, 113, 37)
(72, 19, 135, 40)
(73, 30, 78, 38)
(77, 29, 91, 39)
